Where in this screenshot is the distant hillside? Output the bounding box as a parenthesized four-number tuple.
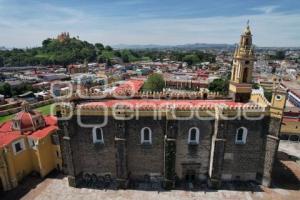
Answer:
(113, 43, 236, 50)
(0, 34, 118, 67)
(0, 34, 217, 67)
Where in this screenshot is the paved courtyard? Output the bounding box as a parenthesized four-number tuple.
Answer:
(6, 177, 299, 200)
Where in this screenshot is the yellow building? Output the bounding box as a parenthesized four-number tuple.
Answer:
(0, 102, 62, 191)
(280, 105, 300, 142)
(229, 23, 256, 102)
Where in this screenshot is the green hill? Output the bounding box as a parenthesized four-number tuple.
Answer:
(0, 34, 216, 67)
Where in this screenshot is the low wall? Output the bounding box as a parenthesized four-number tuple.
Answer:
(0, 99, 54, 117)
(0, 102, 22, 111)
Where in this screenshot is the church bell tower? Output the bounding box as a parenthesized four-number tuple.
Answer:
(229, 22, 256, 102)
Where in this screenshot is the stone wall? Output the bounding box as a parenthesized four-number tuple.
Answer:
(126, 117, 165, 180)
(71, 116, 117, 177)
(175, 119, 213, 181)
(221, 117, 269, 181)
(58, 114, 278, 188)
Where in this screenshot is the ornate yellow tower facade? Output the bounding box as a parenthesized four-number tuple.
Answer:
(229, 22, 256, 102)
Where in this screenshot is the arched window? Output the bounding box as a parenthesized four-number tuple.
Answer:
(188, 127, 200, 145)
(235, 127, 247, 144)
(92, 127, 104, 144)
(141, 127, 152, 144)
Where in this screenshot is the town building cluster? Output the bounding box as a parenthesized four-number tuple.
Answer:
(0, 24, 299, 192)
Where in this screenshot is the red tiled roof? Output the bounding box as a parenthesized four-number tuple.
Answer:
(0, 131, 22, 148)
(0, 122, 12, 133)
(114, 80, 144, 95)
(44, 116, 57, 126)
(0, 115, 58, 147)
(282, 117, 300, 123)
(29, 125, 57, 139)
(79, 99, 246, 110)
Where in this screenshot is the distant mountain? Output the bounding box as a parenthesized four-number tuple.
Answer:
(113, 43, 236, 50)
(113, 44, 170, 49)
(0, 46, 7, 51)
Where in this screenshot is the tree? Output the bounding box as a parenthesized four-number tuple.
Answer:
(142, 73, 165, 92)
(122, 54, 129, 63)
(106, 59, 112, 67)
(42, 38, 52, 48)
(95, 43, 104, 51)
(105, 45, 113, 51)
(0, 83, 12, 97)
(97, 55, 105, 63)
(0, 56, 3, 67)
(208, 79, 229, 95)
(275, 51, 285, 60)
(183, 54, 200, 66)
(252, 83, 260, 89)
(264, 91, 272, 102)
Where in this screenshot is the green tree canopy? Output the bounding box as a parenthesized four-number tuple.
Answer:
(183, 54, 200, 66)
(95, 43, 104, 51)
(105, 45, 113, 51)
(142, 73, 165, 92)
(208, 79, 229, 95)
(0, 83, 12, 97)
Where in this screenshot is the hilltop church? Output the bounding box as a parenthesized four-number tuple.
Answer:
(57, 24, 286, 189)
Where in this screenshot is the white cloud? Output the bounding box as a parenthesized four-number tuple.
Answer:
(251, 5, 279, 14)
(0, 2, 299, 47)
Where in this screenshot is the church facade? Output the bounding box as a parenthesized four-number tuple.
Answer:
(58, 25, 286, 189)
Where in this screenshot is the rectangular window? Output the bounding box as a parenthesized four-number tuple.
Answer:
(15, 143, 22, 152)
(12, 139, 26, 155)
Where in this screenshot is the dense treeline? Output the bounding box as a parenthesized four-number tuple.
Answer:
(131, 50, 216, 66)
(0, 37, 216, 67)
(0, 82, 40, 97)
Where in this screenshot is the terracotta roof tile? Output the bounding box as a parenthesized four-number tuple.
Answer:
(79, 99, 245, 110)
(0, 131, 22, 148)
(114, 80, 144, 95)
(0, 122, 13, 132)
(44, 116, 57, 126)
(29, 125, 57, 139)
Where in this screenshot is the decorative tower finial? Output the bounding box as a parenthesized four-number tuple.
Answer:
(21, 101, 30, 112)
(244, 20, 251, 35)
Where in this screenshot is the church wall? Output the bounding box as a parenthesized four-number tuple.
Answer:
(126, 117, 165, 180)
(69, 116, 117, 177)
(61, 113, 278, 187)
(221, 117, 269, 181)
(175, 119, 213, 181)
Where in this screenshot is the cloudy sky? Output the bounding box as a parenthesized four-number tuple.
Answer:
(0, 0, 300, 48)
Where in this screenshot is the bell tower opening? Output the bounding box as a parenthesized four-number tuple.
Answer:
(245, 38, 249, 46)
(243, 68, 248, 83)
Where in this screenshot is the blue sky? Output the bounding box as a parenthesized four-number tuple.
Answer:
(0, 0, 300, 47)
